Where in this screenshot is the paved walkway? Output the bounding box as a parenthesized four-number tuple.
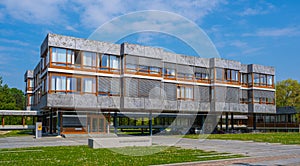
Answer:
(0, 136, 300, 165)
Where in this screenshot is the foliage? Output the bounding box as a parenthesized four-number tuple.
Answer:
(185, 133, 300, 145)
(0, 146, 243, 166)
(0, 76, 26, 125)
(276, 79, 300, 109)
(0, 130, 33, 138)
(0, 76, 25, 110)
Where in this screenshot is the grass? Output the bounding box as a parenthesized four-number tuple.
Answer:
(0, 130, 33, 138)
(184, 133, 300, 145)
(0, 146, 243, 166)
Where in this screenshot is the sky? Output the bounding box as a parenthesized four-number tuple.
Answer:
(0, 0, 299, 91)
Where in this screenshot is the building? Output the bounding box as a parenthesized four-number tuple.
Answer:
(24, 33, 276, 135)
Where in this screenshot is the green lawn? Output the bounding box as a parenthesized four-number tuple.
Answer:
(0, 130, 33, 138)
(184, 133, 300, 145)
(0, 146, 243, 166)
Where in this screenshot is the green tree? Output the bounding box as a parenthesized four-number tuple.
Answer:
(276, 79, 300, 109)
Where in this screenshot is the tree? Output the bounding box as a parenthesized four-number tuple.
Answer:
(276, 79, 300, 110)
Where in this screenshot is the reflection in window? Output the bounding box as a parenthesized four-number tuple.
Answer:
(52, 48, 67, 66)
(150, 67, 160, 74)
(139, 65, 148, 73)
(82, 52, 96, 68)
(177, 85, 193, 100)
(83, 78, 95, 93)
(215, 68, 223, 81)
(126, 64, 137, 72)
(164, 68, 176, 78)
(110, 55, 120, 69)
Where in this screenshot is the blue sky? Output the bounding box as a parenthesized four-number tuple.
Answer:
(0, 0, 299, 91)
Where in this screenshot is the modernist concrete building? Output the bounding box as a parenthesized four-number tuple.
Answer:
(24, 33, 276, 135)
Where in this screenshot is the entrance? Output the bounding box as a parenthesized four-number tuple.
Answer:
(87, 114, 106, 133)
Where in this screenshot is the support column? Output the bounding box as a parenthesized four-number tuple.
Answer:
(253, 113, 257, 131)
(2, 116, 4, 127)
(22, 116, 25, 126)
(225, 112, 229, 132)
(57, 111, 60, 135)
(113, 112, 118, 134)
(141, 117, 144, 134)
(107, 112, 110, 134)
(231, 113, 234, 130)
(49, 110, 53, 134)
(149, 112, 153, 136)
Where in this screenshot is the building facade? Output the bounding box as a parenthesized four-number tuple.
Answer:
(24, 33, 276, 135)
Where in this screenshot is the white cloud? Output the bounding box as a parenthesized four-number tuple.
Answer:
(0, 0, 68, 24)
(239, 2, 275, 16)
(243, 27, 300, 37)
(65, 25, 78, 32)
(0, 38, 29, 46)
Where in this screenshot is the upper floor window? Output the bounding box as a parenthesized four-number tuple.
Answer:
(177, 73, 193, 80)
(195, 67, 209, 81)
(51, 47, 75, 66)
(240, 73, 248, 86)
(253, 73, 274, 87)
(215, 68, 224, 81)
(82, 51, 96, 69)
(225, 69, 239, 82)
(164, 68, 176, 78)
(100, 54, 120, 72)
(177, 85, 193, 100)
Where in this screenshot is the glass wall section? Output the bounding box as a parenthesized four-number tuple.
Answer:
(99, 54, 120, 72)
(177, 85, 193, 100)
(83, 78, 96, 93)
(51, 47, 75, 67)
(163, 68, 176, 79)
(215, 68, 224, 81)
(195, 67, 209, 82)
(225, 69, 239, 83)
(241, 73, 248, 86)
(82, 51, 96, 69)
(253, 73, 274, 88)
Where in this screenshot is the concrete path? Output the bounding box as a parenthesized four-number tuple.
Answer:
(0, 135, 300, 165)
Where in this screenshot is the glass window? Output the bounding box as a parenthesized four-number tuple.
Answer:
(51, 76, 66, 91)
(260, 74, 267, 85)
(126, 64, 137, 72)
(248, 74, 252, 84)
(82, 52, 96, 68)
(29, 79, 34, 88)
(52, 48, 66, 64)
(216, 68, 223, 81)
(139, 65, 148, 73)
(231, 70, 238, 81)
(66, 77, 77, 91)
(150, 67, 160, 74)
(177, 86, 193, 100)
(267, 75, 273, 86)
(164, 68, 176, 78)
(110, 55, 120, 69)
(185, 87, 193, 99)
(83, 78, 95, 93)
(254, 73, 260, 84)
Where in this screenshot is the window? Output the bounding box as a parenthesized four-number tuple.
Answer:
(83, 78, 96, 93)
(177, 85, 193, 100)
(267, 75, 274, 86)
(139, 65, 148, 73)
(241, 73, 248, 86)
(52, 48, 67, 66)
(225, 69, 239, 82)
(100, 54, 120, 72)
(82, 51, 96, 68)
(150, 67, 160, 75)
(164, 68, 176, 78)
(177, 73, 193, 80)
(253, 73, 274, 87)
(50, 75, 81, 93)
(126, 64, 138, 73)
(51, 47, 76, 67)
(215, 68, 223, 81)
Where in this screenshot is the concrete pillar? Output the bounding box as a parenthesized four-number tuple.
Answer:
(253, 113, 257, 130)
(201, 115, 205, 130)
(1, 116, 4, 127)
(57, 111, 60, 135)
(231, 113, 234, 130)
(225, 112, 229, 132)
(141, 117, 144, 134)
(113, 112, 117, 134)
(22, 116, 25, 126)
(149, 112, 153, 136)
(49, 110, 53, 134)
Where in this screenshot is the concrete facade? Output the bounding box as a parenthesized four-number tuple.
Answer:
(25, 33, 276, 134)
